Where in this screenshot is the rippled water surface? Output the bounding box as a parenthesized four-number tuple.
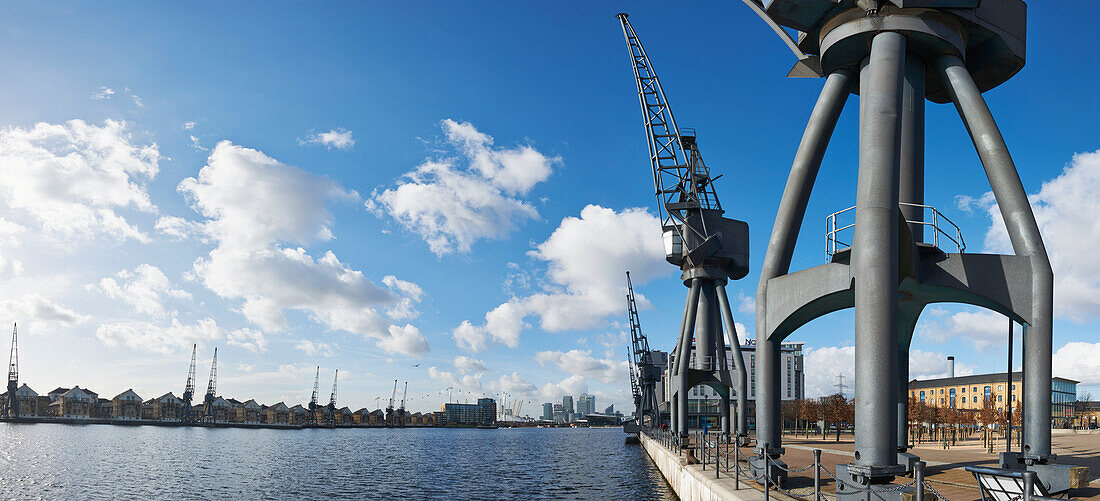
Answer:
(0, 423, 675, 500)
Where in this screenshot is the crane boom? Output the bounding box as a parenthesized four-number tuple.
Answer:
(181, 344, 197, 422)
(184, 344, 197, 400)
(202, 347, 218, 423)
(628, 346, 640, 403)
(388, 379, 397, 410)
(618, 12, 721, 245)
(309, 367, 320, 408)
(399, 381, 407, 410)
(6, 323, 17, 418)
(205, 347, 217, 396)
(329, 369, 338, 408)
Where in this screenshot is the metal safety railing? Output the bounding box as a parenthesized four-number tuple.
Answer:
(825, 203, 966, 261)
(644, 427, 959, 501)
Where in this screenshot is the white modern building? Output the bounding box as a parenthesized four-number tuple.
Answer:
(663, 340, 805, 428)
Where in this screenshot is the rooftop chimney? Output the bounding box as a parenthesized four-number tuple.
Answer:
(948, 356, 955, 378)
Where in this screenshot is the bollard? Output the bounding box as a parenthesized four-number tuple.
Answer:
(1023, 471, 1037, 501)
(813, 449, 822, 501)
(734, 437, 741, 490)
(914, 461, 926, 501)
(764, 450, 771, 501)
(702, 431, 707, 470)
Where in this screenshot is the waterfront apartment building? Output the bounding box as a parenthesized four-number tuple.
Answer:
(909, 372, 1079, 428)
(439, 397, 496, 426)
(112, 389, 142, 420)
(0, 384, 43, 417)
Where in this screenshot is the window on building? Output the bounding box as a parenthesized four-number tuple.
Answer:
(973, 396, 977, 403)
(998, 385, 1003, 391)
(940, 398, 944, 405)
(1011, 395, 1016, 402)
(998, 395, 1003, 402)
(920, 390, 925, 402)
(750, 355, 756, 396)
(961, 387, 966, 393)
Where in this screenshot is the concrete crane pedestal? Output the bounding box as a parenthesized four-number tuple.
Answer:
(750, 0, 1087, 497)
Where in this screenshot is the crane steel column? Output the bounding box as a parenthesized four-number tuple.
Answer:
(936, 55, 1054, 462)
(897, 55, 926, 459)
(852, 31, 905, 472)
(754, 70, 851, 470)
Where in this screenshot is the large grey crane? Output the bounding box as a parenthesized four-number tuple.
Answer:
(308, 366, 319, 426)
(202, 347, 217, 423)
(396, 381, 408, 427)
(6, 323, 17, 418)
(181, 344, 197, 423)
(385, 379, 397, 425)
(626, 272, 663, 429)
(618, 13, 749, 442)
(326, 369, 338, 424)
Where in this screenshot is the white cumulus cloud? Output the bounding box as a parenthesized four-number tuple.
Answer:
(300, 128, 355, 150)
(0, 294, 88, 327)
(453, 204, 667, 352)
(370, 119, 556, 256)
(969, 149, 1100, 322)
(1052, 341, 1100, 387)
(535, 349, 626, 384)
(172, 141, 428, 356)
(96, 317, 265, 354)
(91, 264, 191, 318)
(0, 119, 160, 243)
(294, 339, 336, 357)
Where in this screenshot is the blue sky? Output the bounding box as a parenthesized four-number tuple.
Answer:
(0, 2, 1097, 415)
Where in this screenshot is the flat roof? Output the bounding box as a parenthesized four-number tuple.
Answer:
(910, 371, 1079, 389)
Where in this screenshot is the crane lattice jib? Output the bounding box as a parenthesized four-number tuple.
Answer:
(205, 347, 217, 396)
(7, 323, 17, 384)
(184, 344, 196, 401)
(626, 272, 651, 364)
(627, 346, 640, 402)
(310, 367, 320, 408)
(329, 370, 338, 408)
(618, 13, 721, 240)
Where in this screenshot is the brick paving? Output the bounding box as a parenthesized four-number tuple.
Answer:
(673, 432, 1099, 501)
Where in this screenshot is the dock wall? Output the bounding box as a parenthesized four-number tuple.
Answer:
(639, 432, 760, 501)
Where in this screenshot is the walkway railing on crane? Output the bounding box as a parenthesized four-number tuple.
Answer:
(825, 203, 965, 261)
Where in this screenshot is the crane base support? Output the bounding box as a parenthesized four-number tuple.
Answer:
(999, 452, 1090, 494)
(897, 452, 920, 475)
(835, 464, 914, 501)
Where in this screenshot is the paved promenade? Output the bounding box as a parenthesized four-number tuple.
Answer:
(655, 431, 1099, 501)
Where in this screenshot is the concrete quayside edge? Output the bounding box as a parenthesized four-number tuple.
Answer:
(640, 432, 765, 501)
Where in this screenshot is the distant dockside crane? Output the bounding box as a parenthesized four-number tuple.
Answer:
(385, 379, 397, 425)
(182, 344, 197, 423)
(626, 272, 662, 429)
(308, 366, 320, 426)
(6, 323, 18, 418)
(326, 370, 338, 424)
(396, 381, 407, 427)
(202, 347, 218, 423)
